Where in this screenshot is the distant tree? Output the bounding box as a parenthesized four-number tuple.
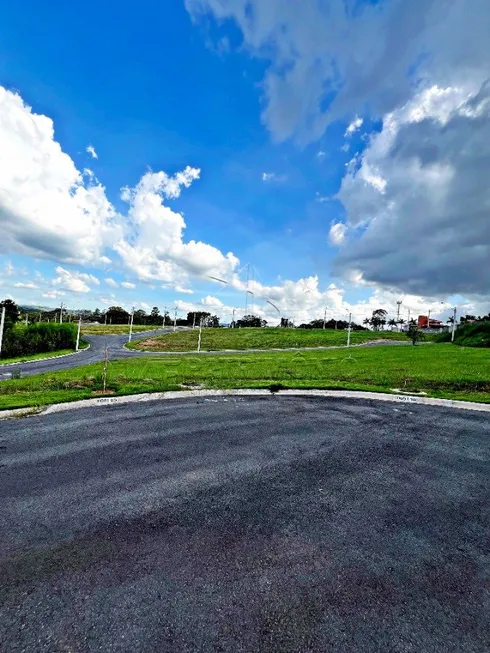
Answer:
(280, 317, 294, 328)
(133, 309, 147, 325)
(407, 323, 423, 345)
(236, 314, 267, 328)
(388, 318, 397, 328)
(0, 299, 20, 329)
(106, 306, 130, 324)
(363, 317, 371, 327)
(150, 306, 161, 325)
(371, 308, 388, 331)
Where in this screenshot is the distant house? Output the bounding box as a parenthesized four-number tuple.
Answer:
(418, 315, 444, 329)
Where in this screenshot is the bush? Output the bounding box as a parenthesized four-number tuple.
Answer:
(436, 321, 490, 348)
(1, 323, 77, 358)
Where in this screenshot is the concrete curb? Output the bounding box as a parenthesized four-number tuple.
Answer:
(0, 343, 91, 369)
(1, 388, 489, 420)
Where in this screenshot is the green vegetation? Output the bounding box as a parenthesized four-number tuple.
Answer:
(1, 344, 488, 410)
(437, 321, 490, 348)
(0, 341, 88, 366)
(81, 324, 158, 335)
(0, 323, 78, 359)
(128, 327, 408, 352)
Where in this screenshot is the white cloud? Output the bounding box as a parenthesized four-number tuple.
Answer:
(316, 151, 326, 159)
(86, 145, 98, 159)
(175, 286, 194, 294)
(328, 223, 347, 246)
(336, 82, 490, 297)
(187, 0, 490, 144)
(105, 278, 118, 288)
(4, 262, 14, 276)
(115, 167, 239, 287)
(262, 172, 286, 182)
(121, 281, 136, 289)
(52, 266, 100, 293)
(13, 281, 38, 289)
(0, 87, 120, 264)
(42, 290, 65, 299)
(345, 116, 363, 137)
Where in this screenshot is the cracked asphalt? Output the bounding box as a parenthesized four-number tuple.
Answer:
(1, 396, 488, 652)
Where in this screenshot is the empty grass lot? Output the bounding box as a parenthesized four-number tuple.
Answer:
(128, 327, 408, 352)
(81, 325, 160, 336)
(0, 344, 488, 410)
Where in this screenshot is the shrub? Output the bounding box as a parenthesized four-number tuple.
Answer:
(1, 323, 77, 358)
(436, 321, 490, 348)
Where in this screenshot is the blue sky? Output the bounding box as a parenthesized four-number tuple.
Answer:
(1, 0, 489, 323)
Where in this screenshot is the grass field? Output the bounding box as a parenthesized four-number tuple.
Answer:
(81, 325, 159, 335)
(1, 344, 488, 410)
(128, 327, 408, 351)
(0, 340, 89, 366)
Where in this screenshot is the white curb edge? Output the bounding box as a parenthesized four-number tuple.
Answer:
(1, 388, 489, 420)
(0, 343, 91, 369)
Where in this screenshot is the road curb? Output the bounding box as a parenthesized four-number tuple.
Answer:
(1, 388, 489, 420)
(0, 343, 91, 369)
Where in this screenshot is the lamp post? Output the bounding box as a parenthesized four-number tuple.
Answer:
(128, 306, 134, 342)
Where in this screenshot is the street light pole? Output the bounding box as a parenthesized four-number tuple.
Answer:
(197, 318, 203, 353)
(427, 309, 431, 330)
(128, 306, 134, 342)
(451, 307, 457, 342)
(76, 317, 82, 351)
(323, 307, 327, 330)
(162, 306, 167, 328)
(232, 308, 236, 327)
(60, 302, 64, 324)
(347, 312, 352, 347)
(173, 308, 177, 332)
(0, 307, 5, 356)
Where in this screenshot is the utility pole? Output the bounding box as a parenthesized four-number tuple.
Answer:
(59, 302, 64, 324)
(232, 308, 236, 327)
(163, 305, 167, 328)
(407, 308, 411, 324)
(192, 312, 196, 329)
(427, 309, 431, 330)
(347, 312, 352, 347)
(76, 317, 82, 351)
(173, 308, 177, 332)
(451, 307, 457, 342)
(0, 307, 5, 356)
(128, 306, 134, 342)
(323, 307, 327, 330)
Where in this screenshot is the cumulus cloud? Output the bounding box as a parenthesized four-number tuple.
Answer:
(42, 290, 65, 299)
(186, 0, 490, 143)
(0, 84, 242, 292)
(335, 81, 490, 297)
(115, 167, 239, 287)
(86, 145, 98, 159)
(121, 281, 136, 289)
(52, 266, 100, 293)
(104, 278, 118, 288)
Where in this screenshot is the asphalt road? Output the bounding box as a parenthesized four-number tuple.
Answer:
(1, 396, 488, 652)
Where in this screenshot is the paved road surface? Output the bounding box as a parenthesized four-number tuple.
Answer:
(1, 396, 488, 652)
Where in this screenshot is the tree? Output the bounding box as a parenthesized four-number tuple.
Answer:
(0, 299, 20, 329)
(133, 309, 147, 325)
(106, 306, 130, 324)
(407, 323, 423, 345)
(280, 317, 294, 328)
(370, 308, 388, 331)
(363, 317, 371, 327)
(236, 314, 267, 328)
(388, 318, 397, 328)
(150, 306, 161, 325)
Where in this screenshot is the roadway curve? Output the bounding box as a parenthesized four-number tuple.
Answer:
(0, 328, 414, 379)
(1, 396, 488, 652)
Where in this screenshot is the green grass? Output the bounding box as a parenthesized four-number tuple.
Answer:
(1, 344, 488, 411)
(128, 327, 409, 352)
(81, 324, 159, 335)
(0, 340, 89, 366)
